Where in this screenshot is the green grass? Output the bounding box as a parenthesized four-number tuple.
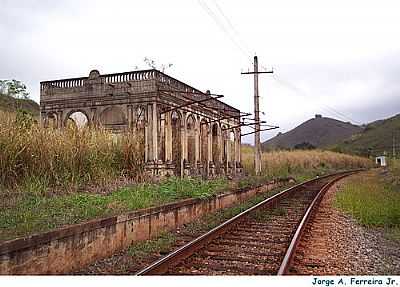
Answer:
(332, 113, 400, 157)
(241, 147, 372, 179)
(236, 175, 273, 190)
(0, 177, 228, 242)
(235, 168, 330, 191)
(120, 184, 291, 264)
(127, 232, 176, 259)
(335, 171, 400, 228)
(387, 159, 400, 187)
(183, 185, 288, 235)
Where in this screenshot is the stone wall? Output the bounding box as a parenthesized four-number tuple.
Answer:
(0, 179, 289, 274)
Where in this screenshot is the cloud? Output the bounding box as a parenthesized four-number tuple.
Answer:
(0, 1, 399, 144)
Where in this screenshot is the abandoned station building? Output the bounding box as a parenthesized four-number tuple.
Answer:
(40, 69, 243, 177)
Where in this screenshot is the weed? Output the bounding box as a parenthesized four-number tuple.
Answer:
(0, 177, 228, 242)
(241, 147, 373, 178)
(272, 207, 287, 216)
(0, 110, 144, 193)
(127, 232, 176, 259)
(250, 209, 271, 222)
(335, 171, 400, 229)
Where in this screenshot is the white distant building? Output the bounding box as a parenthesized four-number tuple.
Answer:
(375, 156, 387, 167)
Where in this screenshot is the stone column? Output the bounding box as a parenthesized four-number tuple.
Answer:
(236, 128, 241, 163)
(218, 125, 223, 172)
(194, 117, 200, 164)
(152, 102, 158, 162)
(232, 130, 237, 174)
(182, 113, 187, 161)
(180, 112, 186, 177)
(226, 131, 231, 172)
(40, 112, 48, 128)
(90, 107, 97, 128)
(207, 124, 212, 175)
(144, 106, 149, 162)
(159, 112, 165, 162)
(127, 105, 133, 130)
(57, 111, 63, 129)
(165, 112, 172, 162)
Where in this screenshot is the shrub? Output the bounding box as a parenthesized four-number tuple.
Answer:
(0, 111, 144, 192)
(241, 147, 373, 178)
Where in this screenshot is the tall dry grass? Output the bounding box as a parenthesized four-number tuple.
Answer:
(0, 111, 144, 192)
(241, 146, 373, 178)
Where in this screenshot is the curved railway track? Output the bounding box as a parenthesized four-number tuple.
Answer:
(136, 170, 361, 275)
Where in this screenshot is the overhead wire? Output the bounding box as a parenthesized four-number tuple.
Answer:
(197, 0, 258, 136)
(209, 2, 363, 127)
(197, 1, 362, 138)
(197, 0, 253, 63)
(211, 0, 253, 58)
(272, 74, 364, 125)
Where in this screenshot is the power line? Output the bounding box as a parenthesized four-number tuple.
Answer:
(197, 1, 361, 135)
(241, 56, 274, 175)
(272, 74, 363, 125)
(204, 1, 276, 127)
(197, 0, 252, 62)
(211, 0, 253, 57)
(213, 6, 361, 126)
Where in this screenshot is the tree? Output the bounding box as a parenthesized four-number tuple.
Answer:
(143, 57, 173, 73)
(0, 79, 29, 99)
(294, 142, 316, 150)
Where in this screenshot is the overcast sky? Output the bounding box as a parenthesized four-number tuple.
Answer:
(1, 0, 400, 143)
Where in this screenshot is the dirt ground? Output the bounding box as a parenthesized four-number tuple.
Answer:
(75, 175, 400, 275)
(291, 176, 400, 275)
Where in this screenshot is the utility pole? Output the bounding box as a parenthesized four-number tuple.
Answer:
(241, 55, 273, 175)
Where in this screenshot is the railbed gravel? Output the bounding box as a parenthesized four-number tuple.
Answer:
(74, 176, 400, 275)
(291, 178, 400, 275)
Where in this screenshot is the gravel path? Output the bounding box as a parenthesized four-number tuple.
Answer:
(291, 177, 400, 275)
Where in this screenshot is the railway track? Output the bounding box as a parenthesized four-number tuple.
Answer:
(136, 170, 360, 275)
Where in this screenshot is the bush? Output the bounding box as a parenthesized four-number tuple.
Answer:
(0, 111, 144, 192)
(241, 147, 373, 178)
(335, 172, 400, 227)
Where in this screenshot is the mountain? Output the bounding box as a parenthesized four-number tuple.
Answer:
(262, 115, 363, 150)
(332, 113, 400, 157)
(0, 94, 40, 116)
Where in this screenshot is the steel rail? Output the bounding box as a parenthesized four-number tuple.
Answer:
(136, 170, 361, 276)
(277, 170, 359, 275)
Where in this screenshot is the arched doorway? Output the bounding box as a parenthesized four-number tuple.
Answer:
(47, 112, 58, 128)
(135, 106, 146, 161)
(65, 111, 89, 129)
(200, 119, 209, 169)
(158, 111, 166, 162)
(212, 123, 219, 171)
(222, 125, 228, 168)
(171, 111, 182, 175)
(186, 115, 196, 166)
(99, 106, 127, 132)
(230, 130, 235, 167)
